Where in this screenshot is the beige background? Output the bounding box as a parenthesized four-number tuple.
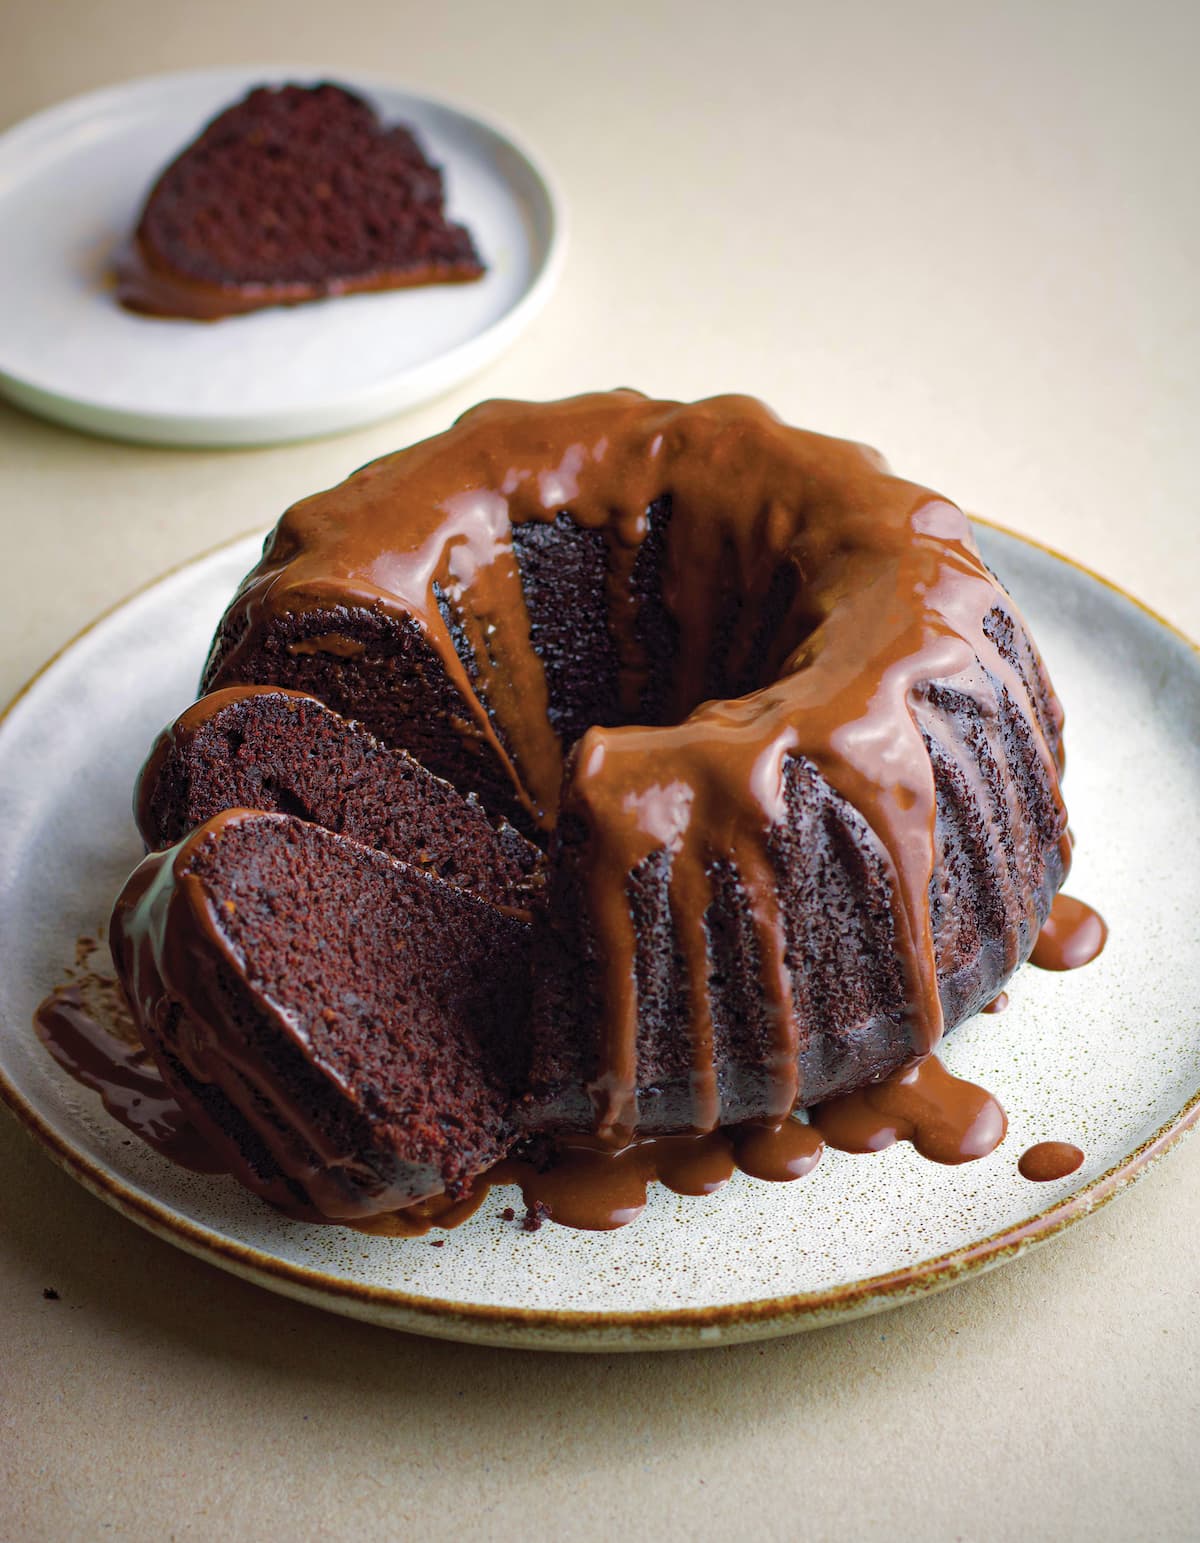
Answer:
(2, 1, 1198, 1537)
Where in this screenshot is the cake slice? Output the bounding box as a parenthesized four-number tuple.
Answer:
(117, 82, 485, 320)
(110, 810, 532, 1219)
(135, 686, 545, 910)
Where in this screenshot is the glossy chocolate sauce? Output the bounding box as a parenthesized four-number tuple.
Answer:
(207, 393, 1068, 1146)
(1018, 1141, 1085, 1182)
(347, 1188, 491, 1238)
(488, 1120, 825, 1230)
(1030, 894, 1108, 971)
(33, 941, 222, 1173)
(815, 1056, 1007, 1165)
(494, 1059, 1004, 1232)
(35, 953, 1010, 1232)
(982, 991, 1010, 1014)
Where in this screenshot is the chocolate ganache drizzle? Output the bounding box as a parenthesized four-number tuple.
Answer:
(205, 393, 1068, 1147)
(35, 940, 1007, 1233)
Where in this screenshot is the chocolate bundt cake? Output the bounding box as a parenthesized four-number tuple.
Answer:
(110, 811, 531, 1218)
(136, 685, 544, 910)
(117, 83, 484, 320)
(111, 390, 1069, 1217)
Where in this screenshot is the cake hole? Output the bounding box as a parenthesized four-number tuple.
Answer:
(259, 782, 315, 823)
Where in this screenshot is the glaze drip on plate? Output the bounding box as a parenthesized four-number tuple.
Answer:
(34, 954, 224, 1174)
(1029, 894, 1108, 972)
(1018, 1141, 1085, 1182)
(34, 948, 1010, 1233)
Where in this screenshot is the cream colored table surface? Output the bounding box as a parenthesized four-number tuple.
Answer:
(2, 2, 1198, 1538)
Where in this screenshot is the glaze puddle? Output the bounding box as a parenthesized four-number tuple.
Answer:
(814, 1055, 1007, 1165)
(1018, 1141, 1085, 1182)
(487, 1120, 825, 1231)
(33, 942, 224, 1173)
(1029, 894, 1107, 971)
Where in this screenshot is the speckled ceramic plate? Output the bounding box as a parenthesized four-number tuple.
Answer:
(0, 68, 564, 446)
(0, 523, 1197, 1351)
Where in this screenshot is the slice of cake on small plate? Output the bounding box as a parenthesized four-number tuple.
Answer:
(117, 81, 485, 320)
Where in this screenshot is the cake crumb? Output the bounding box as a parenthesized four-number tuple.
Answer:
(42, 1287, 60, 1301)
(499, 1207, 516, 1222)
(521, 1200, 551, 1232)
(428, 1239, 445, 1248)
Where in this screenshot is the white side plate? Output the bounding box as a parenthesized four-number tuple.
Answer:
(0, 68, 565, 445)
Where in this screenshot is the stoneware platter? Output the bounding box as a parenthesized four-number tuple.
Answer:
(0, 67, 565, 446)
(0, 523, 1197, 1352)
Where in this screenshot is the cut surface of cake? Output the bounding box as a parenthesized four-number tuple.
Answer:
(111, 391, 1070, 1217)
(117, 82, 485, 320)
(136, 684, 544, 910)
(110, 810, 532, 1219)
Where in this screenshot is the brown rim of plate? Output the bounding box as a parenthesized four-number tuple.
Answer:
(0, 517, 1197, 1343)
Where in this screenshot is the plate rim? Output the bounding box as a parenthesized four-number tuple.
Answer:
(0, 518, 1197, 1349)
(0, 65, 568, 447)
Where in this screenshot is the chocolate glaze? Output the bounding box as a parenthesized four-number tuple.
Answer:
(1018, 1141, 1084, 1182)
(815, 1055, 1007, 1165)
(347, 1188, 491, 1237)
(983, 991, 1010, 1014)
(286, 634, 368, 658)
(33, 950, 222, 1174)
(488, 1120, 825, 1230)
(206, 393, 1068, 1142)
(732, 1118, 825, 1183)
(1030, 894, 1108, 971)
(491, 1139, 728, 1231)
(497, 1057, 1004, 1231)
(36, 963, 1006, 1232)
